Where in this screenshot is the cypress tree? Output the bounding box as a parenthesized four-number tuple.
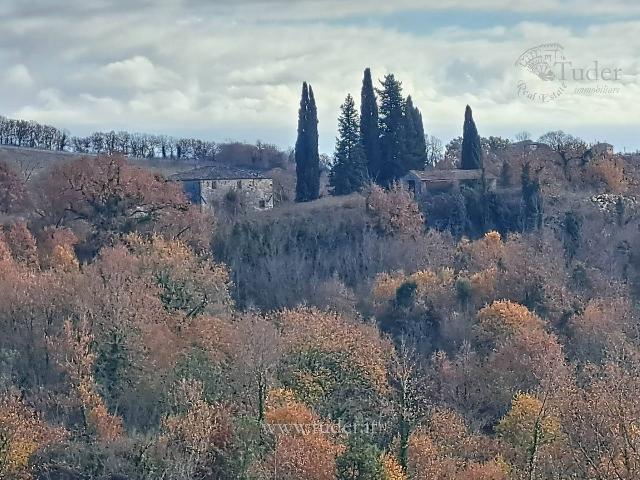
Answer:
(329, 94, 368, 195)
(377, 74, 407, 185)
(360, 68, 381, 182)
(295, 82, 320, 202)
(461, 105, 483, 170)
(521, 162, 543, 231)
(307, 85, 321, 199)
(403, 95, 428, 170)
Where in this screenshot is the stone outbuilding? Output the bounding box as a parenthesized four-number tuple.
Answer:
(583, 142, 614, 162)
(401, 169, 497, 197)
(170, 164, 273, 212)
(509, 140, 553, 153)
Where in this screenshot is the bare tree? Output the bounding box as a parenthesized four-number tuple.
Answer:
(425, 135, 444, 168)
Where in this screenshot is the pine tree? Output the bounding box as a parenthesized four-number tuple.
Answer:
(377, 74, 407, 185)
(403, 95, 428, 170)
(461, 105, 483, 170)
(295, 82, 320, 202)
(360, 68, 381, 182)
(329, 94, 368, 195)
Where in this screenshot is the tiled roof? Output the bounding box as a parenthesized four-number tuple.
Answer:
(406, 169, 494, 181)
(169, 164, 269, 181)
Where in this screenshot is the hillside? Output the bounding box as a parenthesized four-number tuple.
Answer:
(2, 147, 640, 479)
(0, 144, 204, 177)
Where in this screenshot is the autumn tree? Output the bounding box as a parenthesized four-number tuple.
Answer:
(53, 319, 124, 442)
(158, 379, 234, 479)
(497, 392, 561, 479)
(35, 154, 190, 253)
(0, 160, 28, 214)
(262, 388, 344, 480)
(2, 222, 38, 266)
(274, 307, 394, 425)
(390, 337, 429, 470)
(407, 409, 505, 480)
(538, 130, 587, 179)
(366, 184, 424, 236)
(229, 313, 282, 421)
(560, 361, 640, 480)
(0, 394, 66, 479)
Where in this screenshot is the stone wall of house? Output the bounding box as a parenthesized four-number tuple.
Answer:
(199, 177, 274, 212)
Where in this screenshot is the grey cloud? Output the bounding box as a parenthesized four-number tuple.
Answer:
(0, 0, 639, 152)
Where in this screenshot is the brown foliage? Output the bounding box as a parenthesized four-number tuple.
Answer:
(407, 408, 503, 480)
(583, 157, 627, 193)
(158, 380, 234, 478)
(275, 307, 394, 392)
(35, 154, 191, 252)
(560, 361, 640, 480)
(52, 319, 124, 442)
(0, 394, 66, 479)
(366, 183, 424, 236)
(2, 222, 38, 266)
(0, 160, 28, 214)
(261, 388, 344, 480)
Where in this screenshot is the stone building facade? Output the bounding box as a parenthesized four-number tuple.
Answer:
(401, 168, 497, 197)
(583, 142, 614, 162)
(170, 164, 273, 213)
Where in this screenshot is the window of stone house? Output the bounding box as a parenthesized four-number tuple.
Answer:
(237, 180, 242, 189)
(259, 200, 266, 208)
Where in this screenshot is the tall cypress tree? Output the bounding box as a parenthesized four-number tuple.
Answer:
(295, 82, 320, 202)
(377, 74, 407, 185)
(307, 85, 320, 199)
(521, 161, 543, 231)
(403, 95, 428, 171)
(461, 105, 482, 170)
(329, 94, 368, 195)
(360, 68, 382, 182)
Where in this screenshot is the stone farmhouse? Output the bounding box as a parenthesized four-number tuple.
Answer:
(401, 168, 497, 197)
(170, 164, 273, 212)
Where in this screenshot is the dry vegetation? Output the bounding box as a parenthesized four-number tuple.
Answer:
(0, 148, 640, 480)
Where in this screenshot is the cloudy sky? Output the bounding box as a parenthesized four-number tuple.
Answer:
(1, 0, 639, 153)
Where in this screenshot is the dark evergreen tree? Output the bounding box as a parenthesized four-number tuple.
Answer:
(403, 95, 428, 170)
(377, 74, 407, 185)
(295, 82, 320, 202)
(563, 210, 582, 263)
(461, 105, 483, 170)
(521, 162, 543, 231)
(360, 68, 381, 182)
(336, 435, 384, 480)
(329, 94, 368, 195)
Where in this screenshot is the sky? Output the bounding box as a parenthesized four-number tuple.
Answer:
(1, 0, 639, 153)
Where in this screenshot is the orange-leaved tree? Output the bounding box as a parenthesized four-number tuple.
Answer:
(0, 394, 66, 480)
